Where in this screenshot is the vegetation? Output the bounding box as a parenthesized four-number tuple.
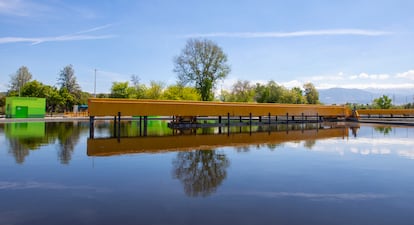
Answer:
(174, 39, 230, 101)
(3, 65, 90, 114)
(9, 66, 33, 96)
(373, 95, 392, 109)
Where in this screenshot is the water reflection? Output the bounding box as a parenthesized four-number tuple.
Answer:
(3, 122, 88, 164)
(375, 126, 392, 135)
(87, 124, 349, 156)
(173, 150, 230, 197)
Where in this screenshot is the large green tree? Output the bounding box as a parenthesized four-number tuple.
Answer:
(174, 39, 231, 101)
(227, 80, 255, 102)
(9, 66, 32, 95)
(57, 65, 81, 95)
(110, 81, 136, 98)
(373, 95, 392, 109)
(57, 65, 82, 111)
(303, 82, 319, 104)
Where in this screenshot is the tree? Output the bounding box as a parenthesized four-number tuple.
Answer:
(110, 82, 135, 98)
(57, 65, 81, 95)
(373, 95, 392, 109)
(174, 39, 231, 101)
(228, 80, 255, 102)
(145, 81, 164, 99)
(9, 66, 32, 95)
(255, 81, 284, 103)
(303, 82, 319, 104)
(161, 85, 200, 100)
(21, 80, 47, 98)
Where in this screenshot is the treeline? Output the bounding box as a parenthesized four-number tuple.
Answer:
(2, 65, 89, 113)
(220, 80, 319, 104)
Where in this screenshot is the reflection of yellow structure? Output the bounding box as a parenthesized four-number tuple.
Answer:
(87, 127, 349, 156)
(88, 98, 351, 118)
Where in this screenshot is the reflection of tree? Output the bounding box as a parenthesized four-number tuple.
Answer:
(5, 122, 87, 165)
(304, 139, 316, 149)
(53, 122, 83, 164)
(375, 127, 392, 135)
(7, 139, 30, 164)
(173, 150, 230, 197)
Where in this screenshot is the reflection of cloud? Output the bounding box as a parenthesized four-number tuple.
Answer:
(0, 181, 109, 192)
(398, 151, 414, 159)
(312, 137, 414, 160)
(230, 191, 389, 201)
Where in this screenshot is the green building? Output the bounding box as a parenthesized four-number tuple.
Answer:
(5, 97, 46, 118)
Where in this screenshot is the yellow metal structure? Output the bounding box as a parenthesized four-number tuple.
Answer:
(88, 98, 351, 118)
(87, 127, 349, 156)
(357, 109, 414, 117)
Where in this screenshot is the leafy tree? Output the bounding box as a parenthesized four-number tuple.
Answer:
(174, 39, 231, 101)
(130, 75, 147, 99)
(291, 87, 305, 104)
(255, 81, 284, 103)
(373, 95, 392, 109)
(59, 88, 76, 112)
(0, 93, 5, 114)
(162, 85, 200, 100)
(9, 66, 32, 95)
(303, 82, 319, 104)
(57, 64, 81, 95)
(110, 81, 135, 98)
(227, 80, 255, 102)
(145, 81, 164, 99)
(21, 80, 47, 98)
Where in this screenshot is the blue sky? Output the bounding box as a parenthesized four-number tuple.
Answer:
(1, 0, 414, 94)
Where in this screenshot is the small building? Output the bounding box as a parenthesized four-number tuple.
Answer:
(5, 97, 46, 118)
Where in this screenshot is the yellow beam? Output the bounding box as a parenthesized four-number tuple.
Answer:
(357, 109, 414, 116)
(87, 127, 348, 156)
(88, 98, 351, 118)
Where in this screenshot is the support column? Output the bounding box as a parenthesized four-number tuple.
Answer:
(227, 113, 230, 136)
(89, 116, 95, 139)
(117, 112, 121, 139)
(143, 116, 148, 136)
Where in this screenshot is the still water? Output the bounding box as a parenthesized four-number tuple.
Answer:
(0, 121, 414, 225)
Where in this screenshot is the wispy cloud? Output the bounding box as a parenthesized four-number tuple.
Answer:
(0, 24, 116, 45)
(0, 0, 49, 17)
(183, 29, 392, 39)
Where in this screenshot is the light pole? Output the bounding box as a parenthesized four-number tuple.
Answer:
(94, 69, 97, 98)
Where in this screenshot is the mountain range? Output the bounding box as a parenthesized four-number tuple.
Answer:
(319, 88, 414, 105)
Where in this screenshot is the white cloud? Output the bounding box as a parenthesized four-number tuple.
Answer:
(396, 70, 414, 80)
(0, 0, 49, 17)
(0, 24, 115, 45)
(183, 29, 392, 39)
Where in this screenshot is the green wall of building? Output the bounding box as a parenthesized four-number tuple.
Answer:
(5, 97, 46, 118)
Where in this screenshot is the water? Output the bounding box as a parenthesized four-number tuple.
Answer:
(0, 121, 414, 225)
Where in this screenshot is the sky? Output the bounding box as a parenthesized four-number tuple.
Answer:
(1, 0, 414, 95)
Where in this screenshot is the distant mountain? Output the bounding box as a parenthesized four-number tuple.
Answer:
(318, 88, 414, 105)
(319, 88, 373, 105)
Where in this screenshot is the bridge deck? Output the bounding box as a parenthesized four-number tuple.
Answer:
(88, 98, 351, 118)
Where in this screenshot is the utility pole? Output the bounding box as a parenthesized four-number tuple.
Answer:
(94, 69, 97, 98)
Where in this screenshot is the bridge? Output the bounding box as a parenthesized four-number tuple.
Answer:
(88, 98, 352, 118)
(87, 98, 414, 137)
